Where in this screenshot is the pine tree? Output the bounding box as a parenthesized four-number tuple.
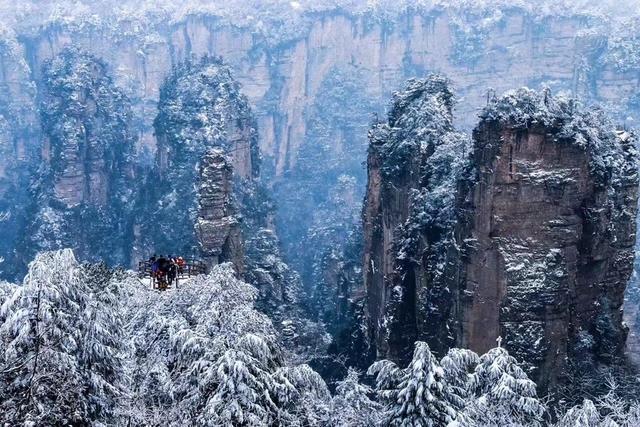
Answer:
(464, 338, 545, 427)
(79, 264, 128, 424)
(201, 334, 280, 426)
(440, 348, 479, 413)
(272, 364, 332, 426)
(556, 399, 601, 427)
(0, 249, 88, 425)
(369, 341, 457, 427)
(331, 368, 382, 427)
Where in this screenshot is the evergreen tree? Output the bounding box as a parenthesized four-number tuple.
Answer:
(556, 399, 602, 427)
(0, 250, 88, 425)
(463, 339, 545, 427)
(369, 341, 457, 427)
(272, 364, 332, 426)
(331, 368, 382, 427)
(80, 264, 128, 423)
(0, 251, 129, 425)
(440, 348, 479, 413)
(201, 334, 280, 426)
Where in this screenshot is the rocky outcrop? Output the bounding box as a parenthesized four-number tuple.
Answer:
(137, 57, 259, 259)
(10, 10, 640, 178)
(363, 76, 470, 363)
(244, 229, 301, 315)
(3, 8, 640, 290)
(19, 48, 136, 270)
(195, 149, 243, 273)
(363, 81, 639, 390)
(457, 90, 638, 390)
(0, 31, 40, 278)
(154, 57, 259, 181)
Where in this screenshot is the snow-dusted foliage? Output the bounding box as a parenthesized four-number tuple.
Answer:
(1, 0, 638, 48)
(124, 263, 332, 425)
(555, 384, 640, 427)
(2, 260, 635, 426)
(0, 250, 127, 425)
(440, 348, 479, 413)
(124, 263, 280, 424)
(331, 368, 382, 426)
(244, 228, 331, 368)
(0, 249, 336, 425)
(369, 341, 456, 426)
(603, 16, 640, 72)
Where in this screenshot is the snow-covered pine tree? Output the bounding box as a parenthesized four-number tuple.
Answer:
(0, 249, 88, 425)
(464, 339, 546, 426)
(119, 262, 332, 424)
(201, 333, 280, 426)
(555, 381, 640, 427)
(272, 364, 332, 426)
(556, 399, 602, 427)
(368, 341, 457, 427)
(0, 280, 16, 316)
(79, 263, 128, 424)
(331, 368, 382, 426)
(440, 348, 480, 413)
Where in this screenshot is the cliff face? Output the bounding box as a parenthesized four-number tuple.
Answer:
(457, 91, 638, 389)
(363, 77, 471, 362)
(363, 81, 639, 389)
(0, 33, 39, 277)
(195, 149, 243, 273)
(2, 9, 640, 285)
(9, 11, 640, 176)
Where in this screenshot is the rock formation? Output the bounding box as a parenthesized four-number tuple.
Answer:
(17, 47, 136, 270)
(458, 89, 638, 390)
(195, 148, 243, 273)
(138, 56, 260, 259)
(363, 76, 471, 363)
(362, 79, 639, 390)
(3, 7, 640, 300)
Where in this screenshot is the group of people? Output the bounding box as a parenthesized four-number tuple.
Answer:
(149, 255, 186, 289)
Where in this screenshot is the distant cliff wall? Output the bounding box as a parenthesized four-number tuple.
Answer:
(4, 10, 640, 177)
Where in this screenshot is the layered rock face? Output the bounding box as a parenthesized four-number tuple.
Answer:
(457, 91, 638, 389)
(11, 10, 640, 175)
(363, 80, 639, 389)
(195, 148, 243, 273)
(3, 8, 640, 296)
(0, 34, 40, 277)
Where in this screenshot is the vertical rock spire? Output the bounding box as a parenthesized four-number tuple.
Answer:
(195, 148, 243, 273)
